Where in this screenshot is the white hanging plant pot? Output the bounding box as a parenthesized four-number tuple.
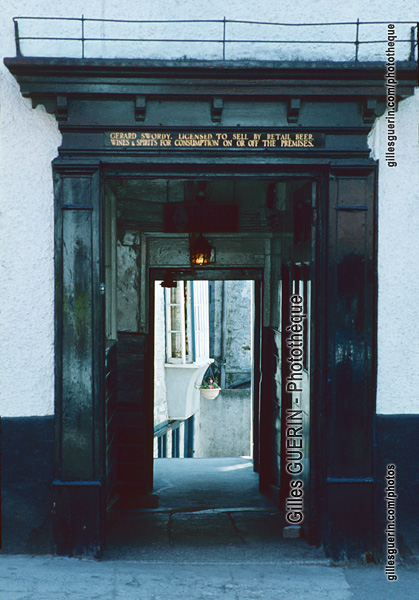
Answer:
(200, 388, 220, 400)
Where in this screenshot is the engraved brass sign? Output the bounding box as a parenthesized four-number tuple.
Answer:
(104, 131, 325, 149)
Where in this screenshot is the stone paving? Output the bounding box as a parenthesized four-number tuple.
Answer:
(0, 552, 418, 600)
(1, 458, 418, 599)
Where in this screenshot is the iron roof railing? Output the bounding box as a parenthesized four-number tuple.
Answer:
(12, 17, 418, 62)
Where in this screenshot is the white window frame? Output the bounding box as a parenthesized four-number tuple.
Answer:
(165, 280, 209, 364)
(191, 280, 210, 362)
(165, 281, 187, 363)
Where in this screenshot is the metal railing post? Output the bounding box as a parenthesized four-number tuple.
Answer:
(13, 18, 22, 56)
(223, 17, 226, 60)
(355, 18, 360, 62)
(81, 14, 85, 59)
(408, 25, 416, 61)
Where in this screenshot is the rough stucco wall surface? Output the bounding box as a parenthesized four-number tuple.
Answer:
(1, 1, 419, 418)
(116, 231, 141, 332)
(369, 89, 419, 415)
(1, 5, 62, 417)
(196, 390, 251, 457)
(225, 281, 252, 388)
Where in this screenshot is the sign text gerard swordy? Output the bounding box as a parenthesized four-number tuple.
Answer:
(105, 131, 325, 149)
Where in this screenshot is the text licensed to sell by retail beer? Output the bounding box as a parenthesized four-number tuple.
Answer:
(105, 131, 325, 149)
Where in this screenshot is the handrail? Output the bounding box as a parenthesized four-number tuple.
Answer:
(12, 16, 418, 62)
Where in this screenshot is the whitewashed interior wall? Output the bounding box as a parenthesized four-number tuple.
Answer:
(195, 390, 251, 458)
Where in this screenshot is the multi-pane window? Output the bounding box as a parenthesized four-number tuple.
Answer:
(165, 281, 209, 364)
(165, 282, 188, 363)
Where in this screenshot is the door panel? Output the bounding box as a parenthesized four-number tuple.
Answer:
(53, 162, 105, 556)
(325, 167, 376, 558)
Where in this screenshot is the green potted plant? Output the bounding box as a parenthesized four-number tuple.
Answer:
(197, 376, 221, 399)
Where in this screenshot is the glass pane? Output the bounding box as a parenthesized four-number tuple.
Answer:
(170, 305, 181, 331)
(170, 284, 181, 304)
(171, 332, 182, 358)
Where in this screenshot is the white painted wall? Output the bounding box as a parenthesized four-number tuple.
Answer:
(212, 280, 252, 388)
(0, 5, 62, 417)
(369, 89, 419, 414)
(195, 390, 251, 457)
(1, 1, 419, 416)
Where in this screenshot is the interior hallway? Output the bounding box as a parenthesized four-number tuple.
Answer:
(105, 458, 326, 562)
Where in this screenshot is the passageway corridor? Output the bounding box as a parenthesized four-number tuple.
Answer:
(153, 458, 270, 510)
(105, 458, 324, 562)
